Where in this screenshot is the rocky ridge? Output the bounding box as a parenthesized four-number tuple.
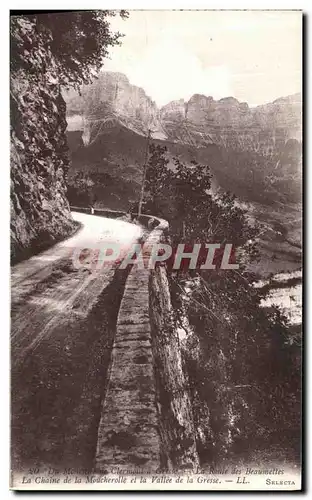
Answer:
(64, 71, 302, 208)
(65, 70, 301, 149)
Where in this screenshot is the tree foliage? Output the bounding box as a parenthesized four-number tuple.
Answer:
(11, 10, 128, 90)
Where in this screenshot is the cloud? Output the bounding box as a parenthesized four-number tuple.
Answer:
(103, 10, 301, 106)
(106, 37, 233, 105)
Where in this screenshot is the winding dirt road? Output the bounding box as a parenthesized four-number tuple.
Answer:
(11, 212, 143, 471)
(11, 212, 142, 367)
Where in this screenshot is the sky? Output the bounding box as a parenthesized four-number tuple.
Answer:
(103, 10, 302, 107)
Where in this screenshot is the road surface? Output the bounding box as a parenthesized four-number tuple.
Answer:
(11, 212, 143, 366)
(11, 212, 143, 471)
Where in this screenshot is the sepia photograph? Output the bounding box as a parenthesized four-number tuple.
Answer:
(10, 8, 302, 490)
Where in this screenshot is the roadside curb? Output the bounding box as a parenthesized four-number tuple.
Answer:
(94, 217, 168, 473)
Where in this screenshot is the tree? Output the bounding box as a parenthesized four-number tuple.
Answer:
(11, 11, 128, 90)
(144, 144, 258, 254)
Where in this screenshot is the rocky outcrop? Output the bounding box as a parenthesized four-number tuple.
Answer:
(10, 16, 75, 263)
(64, 71, 165, 141)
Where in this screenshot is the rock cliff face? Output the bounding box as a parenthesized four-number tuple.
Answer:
(65, 70, 301, 149)
(64, 71, 165, 142)
(160, 93, 302, 148)
(10, 17, 75, 263)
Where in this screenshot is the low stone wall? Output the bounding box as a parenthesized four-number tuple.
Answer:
(95, 263, 161, 472)
(70, 206, 170, 231)
(72, 207, 199, 471)
(70, 206, 126, 218)
(94, 217, 166, 472)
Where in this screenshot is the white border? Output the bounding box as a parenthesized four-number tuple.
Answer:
(1, 1, 308, 498)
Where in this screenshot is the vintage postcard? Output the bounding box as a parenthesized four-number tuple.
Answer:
(10, 9, 302, 490)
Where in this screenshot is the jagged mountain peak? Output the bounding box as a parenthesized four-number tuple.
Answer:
(65, 70, 301, 210)
(64, 70, 302, 147)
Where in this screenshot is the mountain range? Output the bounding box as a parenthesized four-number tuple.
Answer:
(64, 71, 302, 210)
